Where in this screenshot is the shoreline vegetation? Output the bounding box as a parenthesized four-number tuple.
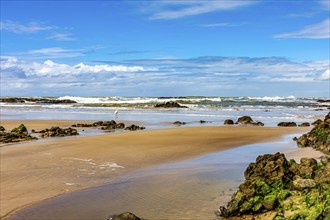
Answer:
(0, 120, 312, 219)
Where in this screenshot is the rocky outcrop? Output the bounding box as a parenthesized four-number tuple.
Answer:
(235, 116, 264, 126)
(172, 121, 187, 126)
(295, 112, 330, 154)
(108, 212, 143, 220)
(72, 121, 145, 131)
(124, 124, 146, 131)
(32, 126, 79, 138)
(312, 119, 323, 126)
(1, 124, 38, 143)
(224, 119, 234, 125)
(299, 122, 310, 127)
(218, 153, 330, 219)
(154, 101, 187, 108)
(0, 97, 76, 104)
(277, 122, 297, 127)
(0, 126, 5, 132)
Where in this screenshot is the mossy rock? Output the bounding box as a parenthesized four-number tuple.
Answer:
(11, 124, 28, 136)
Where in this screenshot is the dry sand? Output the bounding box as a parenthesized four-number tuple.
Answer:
(0, 120, 311, 219)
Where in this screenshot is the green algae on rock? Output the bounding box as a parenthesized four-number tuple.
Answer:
(217, 153, 330, 220)
(295, 112, 330, 154)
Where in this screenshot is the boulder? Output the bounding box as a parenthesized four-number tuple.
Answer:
(172, 121, 186, 126)
(295, 112, 330, 154)
(124, 124, 145, 131)
(312, 119, 322, 126)
(236, 116, 253, 125)
(224, 119, 234, 125)
(277, 122, 297, 127)
(299, 122, 310, 127)
(109, 212, 142, 220)
(11, 124, 28, 136)
(0, 126, 5, 132)
(154, 101, 187, 108)
(36, 126, 79, 138)
(292, 178, 316, 190)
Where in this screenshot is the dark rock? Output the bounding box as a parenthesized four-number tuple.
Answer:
(36, 126, 79, 138)
(109, 212, 143, 220)
(299, 122, 310, 127)
(312, 119, 323, 126)
(172, 121, 186, 126)
(224, 119, 234, 125)
(277, 122, 297, 127)
(199, 120, 207, 123)
(1, 124, 38, 143)
(11, 124, 28, 136)
(124, 124, 145, 131)
(295, 112, 330, 154)
(236, 116, 253, 125)
(0, 126, 5, 132)
(235, 116, 264, 126)
(0, 97, 76, 104)
(154, 101, 187, 108)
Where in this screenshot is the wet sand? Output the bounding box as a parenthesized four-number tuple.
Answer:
(0, 120, 310, 219)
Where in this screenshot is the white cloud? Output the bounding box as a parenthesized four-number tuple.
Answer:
(47, 33, 76, 41)
(320, 0, 330, 10)
(148, 1, 256, 20)
(0, 20, 55, 33)
(17, 47, 86, 59)
(1, 56, 328, 97)
(274, 18, 330, 39)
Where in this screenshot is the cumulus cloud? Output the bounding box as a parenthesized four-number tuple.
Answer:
(0, 20, 55, 33)
(147, 1, 256, 20)
(1, 56, 329, 97)
(274, 18, 330, 39)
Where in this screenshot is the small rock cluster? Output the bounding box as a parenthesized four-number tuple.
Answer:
(154, 101, 188, 108)
(224, 116, 264, 126)
(0, 124, 38, 143)
(218, 153, 330, 219)
(72, 121, 145, 131)
(32, 127, 79, 138)
(172, 121, 187, 126)
(295, 112, 330, 154)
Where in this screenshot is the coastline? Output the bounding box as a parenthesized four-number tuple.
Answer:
(0, 120, 312, 219)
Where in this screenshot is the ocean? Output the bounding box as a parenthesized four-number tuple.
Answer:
(1, 96, 329, 127)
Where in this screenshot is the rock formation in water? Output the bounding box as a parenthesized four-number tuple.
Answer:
(154, 101, 188, 108)
(0, 97, 76, 104)
(217, 153, 330, 219)
(277, 122, 297, 127)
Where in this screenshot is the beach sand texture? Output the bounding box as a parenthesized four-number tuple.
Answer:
(0, 121, 309, 218)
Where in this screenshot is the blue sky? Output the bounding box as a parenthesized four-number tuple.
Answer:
(1, 0, 329, 97)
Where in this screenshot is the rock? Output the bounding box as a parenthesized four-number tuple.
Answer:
(154, 101, 187, 108)
(299, 122, 310, 127)
(277, 122, 297, 127)
(11, 124, 28, 136)
(36, 126, 79, 138)
(1, 124, 38, 143)
(0, 97, 76, 104)
(224, 119, 234, 125)
(312, 119, 323, 126)
(199, 120, 207, 123)
(172, 121, 186, 126)
(235, 116, 264, 126)
(292, 178, 316, 190)
(295, 112, 330, 154)
(124, 124, 145, 131)
(0, 126, 5, 132)
(109, 212, 143, 220)
(236, 116, 253, 125)
(218, 153, 330, 219)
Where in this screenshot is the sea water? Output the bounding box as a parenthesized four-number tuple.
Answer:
(1, 96, 328, 126)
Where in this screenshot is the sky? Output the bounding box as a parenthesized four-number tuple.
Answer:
(0, 0, 329, 97)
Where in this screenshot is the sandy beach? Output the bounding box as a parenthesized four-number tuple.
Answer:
(0, 120, 316, 219)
